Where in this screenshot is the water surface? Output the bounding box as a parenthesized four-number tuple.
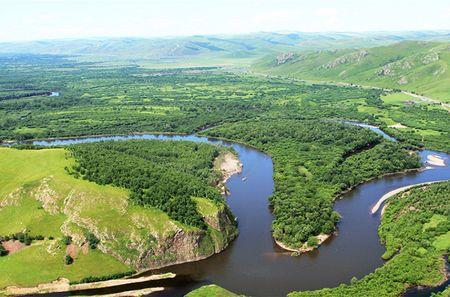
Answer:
(34, 130, 450, 297)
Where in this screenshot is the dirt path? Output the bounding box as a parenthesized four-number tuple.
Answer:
(402, 91, 450, 112)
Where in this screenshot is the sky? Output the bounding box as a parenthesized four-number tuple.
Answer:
(1, 0, 450, 42)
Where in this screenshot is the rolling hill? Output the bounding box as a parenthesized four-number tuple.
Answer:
(0, 31, 449, 63)
(252, 41, 450, 102)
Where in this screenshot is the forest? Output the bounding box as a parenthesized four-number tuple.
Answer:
(68, 140, 227, 228)
(1, 55, 447, 152)
(0, 54, 448, 296)
(290, 181, 450, 297)
(202, 119, 421, 247)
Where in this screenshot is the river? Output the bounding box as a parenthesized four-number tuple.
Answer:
(33, 126, 450, 297)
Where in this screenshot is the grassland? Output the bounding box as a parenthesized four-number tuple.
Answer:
(1, 54, 448, 152)
(0, 142, 236, 289)
(0, 147, 131, 287)
(186, 284, 239, 297)
(253, 41, 450, 103)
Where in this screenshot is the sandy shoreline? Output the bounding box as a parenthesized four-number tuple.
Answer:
(371, 181, 445, 215)
(275, 234, 331, 254)
(426, 154, 446, 167)
(3, 273, 175, 296)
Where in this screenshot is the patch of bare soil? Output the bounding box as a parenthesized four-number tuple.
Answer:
(65, 244, 79, 258)
(2, 240, 26, 254)
(388, 123, 408, 129)
(81, 243, 89, 255)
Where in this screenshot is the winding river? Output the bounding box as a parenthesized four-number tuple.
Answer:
(33, 126, 450, 297)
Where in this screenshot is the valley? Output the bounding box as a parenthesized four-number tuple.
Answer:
(0, 30, 449, 297)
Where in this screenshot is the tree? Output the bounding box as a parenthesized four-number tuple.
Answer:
(62, 236, 72, 246)
(0, 245, 8, 257)
(307, 236, 318, 248)
(65, 255, 74, 265)
(85, 232, 100, 249)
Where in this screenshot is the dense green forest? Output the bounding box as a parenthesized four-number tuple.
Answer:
(202, 119, 421, 247)
(1, 55, 448, 152)
(68, 140, 228, 228)
(290, 181, 450, 297)
(0, 55, 381, 141)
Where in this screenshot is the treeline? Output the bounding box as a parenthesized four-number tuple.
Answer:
(68, 140, 225, 229)
(203, 119, 420, 247)
(0, 57, 388, 142)
(290, 182, 450, 297)
(0, 91, 51, 101)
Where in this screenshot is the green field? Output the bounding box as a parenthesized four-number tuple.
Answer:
(0, 142, 236, 289)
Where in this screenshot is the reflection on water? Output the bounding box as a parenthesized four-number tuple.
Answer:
(34, 131, 450, 297)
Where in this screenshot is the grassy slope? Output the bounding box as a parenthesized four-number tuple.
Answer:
(186, 284, 239, 297)
(0, 147, 228, 288)
(0, 147, 130, 287)
(252, 41, 450, 103)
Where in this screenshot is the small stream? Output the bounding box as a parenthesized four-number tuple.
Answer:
(33, 125, 450, 297)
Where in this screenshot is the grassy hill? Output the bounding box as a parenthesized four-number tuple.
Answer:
(0, 142, 237, 289)
(0, 31, 449, 67)
(252, 41, 450, 102)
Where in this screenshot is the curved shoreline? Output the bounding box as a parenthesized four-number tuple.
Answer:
(5, 129, 450, 296)
(371, 180, 446, 215)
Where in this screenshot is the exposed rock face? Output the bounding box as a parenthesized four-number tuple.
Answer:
(30, 176, 60, 215)
(276, 52, 295, 65)
(377, 66, 394, 76)
(398, 76, 408, 85)
(422, 51, 439, 64)
(135, 206, 237, 270)
(323, 50, 368, 69)
(16, 172, 238, 273)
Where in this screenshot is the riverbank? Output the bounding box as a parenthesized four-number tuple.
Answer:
(214, 151, 242, 195)
(371, 180, 446, 215)
(3, 273, 175, 296)
(427, 154, 447, 167)
(275, 234, 332, 254)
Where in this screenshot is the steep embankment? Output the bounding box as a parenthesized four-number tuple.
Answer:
(252, 41, 450, 103)
(0, 141, 239, 289)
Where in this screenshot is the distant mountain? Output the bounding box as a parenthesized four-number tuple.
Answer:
(0, 31, 448, 60)
(252, 40, 450, 102)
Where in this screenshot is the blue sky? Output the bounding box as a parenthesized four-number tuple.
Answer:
(1, 0, 450, 41)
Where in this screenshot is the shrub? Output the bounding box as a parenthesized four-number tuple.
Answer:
(62, 236, 72, 246)
(307, 236, 318, 247)
(0, 245, 8, 257)
(65, 255, 74, 265)
(85, 232, 100, 249)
